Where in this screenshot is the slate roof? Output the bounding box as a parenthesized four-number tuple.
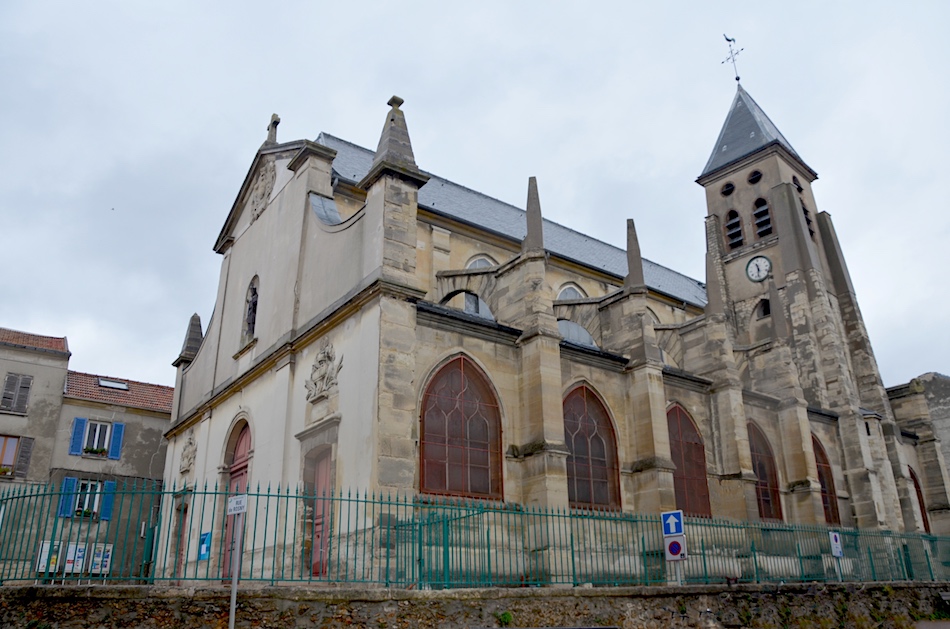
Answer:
(0, 327, 69, 355)
(700, 85, 809, 179)
(65, 370, 174, 415)
(317, 134, 708, 307)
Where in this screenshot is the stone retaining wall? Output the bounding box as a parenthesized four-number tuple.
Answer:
(2, 582, 950, 628)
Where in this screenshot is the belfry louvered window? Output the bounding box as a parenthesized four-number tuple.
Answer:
(563, 386, 620, 509)
(420, 357, 502, 499)
(753, 199, 772, 238)
(667, 404, 712, 517)
(801, 198, 815, 239)
(724, 210, 743, 249)
(748, 422, 783, 521)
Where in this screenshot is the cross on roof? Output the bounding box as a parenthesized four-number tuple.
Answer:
(721, 34, 744, 83)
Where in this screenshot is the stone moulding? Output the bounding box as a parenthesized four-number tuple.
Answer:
(305, 342, 343, 404)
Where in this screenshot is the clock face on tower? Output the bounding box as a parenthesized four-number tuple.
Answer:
(746, 256, 772, 282)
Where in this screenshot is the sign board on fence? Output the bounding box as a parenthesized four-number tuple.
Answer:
(227, 494, 247, 515)
(829, 531, 843, 558)
(198, 532, 212, 560)
(661, 510, 684, 537)
(89, 544, 113, 575)
(665, 534, 688, 561)
(36, 541, 60, 573)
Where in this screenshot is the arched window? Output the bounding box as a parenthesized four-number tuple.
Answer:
(724, 210, 743, 249)
(557, 320, 598, 349)
(753, 199, 773, 238)
(243, 278, 259, 343)
(563, 386, 620, 509)
(466, 255, 496, 269)
(557, 284, 586, 300)
(460, 259, 496, 320)
(748, 422, 783, 521)
(812, 436, 840, 525)
(420, 357, 502, 499)
(667, 405, 711, 517)
(756, 299, 771, 319)
(909, 467, 931, 533)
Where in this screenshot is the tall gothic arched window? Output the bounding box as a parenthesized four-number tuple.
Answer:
(812, 435, 840, 525)
(748, 422, 783, 521)
(562, 386, 620, 509)
(909, 467, 931, 534)
(420, 357, 502, 499)
(667, 404, 711, 517)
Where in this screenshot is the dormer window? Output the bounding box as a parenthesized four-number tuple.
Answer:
(724, 210, 743, 249)
(753, 199, 772, 238)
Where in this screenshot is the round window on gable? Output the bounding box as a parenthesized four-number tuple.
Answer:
(720, 182, 735, 197)
(748, 170, 762, 185)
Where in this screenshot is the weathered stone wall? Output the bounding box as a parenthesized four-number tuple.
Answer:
(2, 582, 949, 628)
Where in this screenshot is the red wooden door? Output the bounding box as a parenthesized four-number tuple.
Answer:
(224, 425, 251, 579)
(311, 451, 331, 577)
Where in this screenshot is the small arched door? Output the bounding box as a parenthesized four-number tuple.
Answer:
(224, 424, 251, 578)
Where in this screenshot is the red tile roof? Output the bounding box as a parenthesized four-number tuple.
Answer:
(65, 371, 173, 415)
(0, 327, 69, 354)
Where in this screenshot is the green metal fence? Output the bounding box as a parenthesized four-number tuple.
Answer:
(0, 482, 947, 587)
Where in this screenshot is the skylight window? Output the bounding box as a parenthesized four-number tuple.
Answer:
(98, 378, 129, 391)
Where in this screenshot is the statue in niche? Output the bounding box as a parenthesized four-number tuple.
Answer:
(248, 158, 276, 223)
(179, 435, 197, 475)
(305, 342, 343, 403)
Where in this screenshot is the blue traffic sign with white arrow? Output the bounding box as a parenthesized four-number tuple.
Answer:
(661, 510, 684, 536)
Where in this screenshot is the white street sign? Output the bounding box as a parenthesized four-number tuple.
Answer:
(829, 531, 843, 558)
(665, 534, 688, 561)
(227, 494, 248, 515)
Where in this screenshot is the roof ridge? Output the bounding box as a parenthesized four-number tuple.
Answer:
(67, 369, 173, 390)
(318, 133, 704, 290)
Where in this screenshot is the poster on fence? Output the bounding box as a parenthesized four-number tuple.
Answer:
(88, 544, 113, 575)
(36, 542, 86, 573)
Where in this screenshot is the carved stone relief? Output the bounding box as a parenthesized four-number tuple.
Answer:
(179, 434, 197, 475)
(305, 342, 343, 404)
(248, 158, 277, 223)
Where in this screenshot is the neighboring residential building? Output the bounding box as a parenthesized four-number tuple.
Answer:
(162, 86, 949, 551)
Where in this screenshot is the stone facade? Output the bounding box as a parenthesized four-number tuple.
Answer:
(163, 86, 949, 573)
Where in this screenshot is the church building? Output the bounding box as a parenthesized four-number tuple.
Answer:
(163, 87, 950, 537)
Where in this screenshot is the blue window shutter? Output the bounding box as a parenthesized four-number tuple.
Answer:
(58, 477, 77, 517)
(68, 418, 87, 456)
(99, 481, 117, 521)
(108, 423, 125, 460)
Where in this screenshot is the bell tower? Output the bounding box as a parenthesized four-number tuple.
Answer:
(697, 85, 909, 531)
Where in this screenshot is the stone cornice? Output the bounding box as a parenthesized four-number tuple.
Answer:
(415, 302, 521, 346)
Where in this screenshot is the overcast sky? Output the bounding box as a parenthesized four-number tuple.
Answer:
(1, 1, 947, 388)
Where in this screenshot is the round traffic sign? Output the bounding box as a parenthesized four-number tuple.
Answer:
(668, 540, 682, 556)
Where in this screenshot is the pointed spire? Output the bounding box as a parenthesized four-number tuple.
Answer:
(522, 176, 544, 253)
(263, 113, 280, 147)
(172, 313, 203, 367)
(699, 85, 815, 180)
(624, 218, 645, 290)
(358, 96, 429, 190)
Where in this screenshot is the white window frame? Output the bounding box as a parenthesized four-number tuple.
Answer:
(84, 421, 111, 454)
(557, 284, 586, 300)
(75, 480, 102, 515)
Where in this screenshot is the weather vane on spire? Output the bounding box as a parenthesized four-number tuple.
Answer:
(722, 34, 743, 83)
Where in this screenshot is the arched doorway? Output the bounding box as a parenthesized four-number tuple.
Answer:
(224, 422, 251, 578)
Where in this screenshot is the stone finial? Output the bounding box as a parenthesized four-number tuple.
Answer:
(173, 313, 203, 367)
(522, 177, 544, 253)
(265, 113, 280, 145)
(624, 218, 645, 290)
(357, 96, 429, 190)
(374, 95, 417, 168)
